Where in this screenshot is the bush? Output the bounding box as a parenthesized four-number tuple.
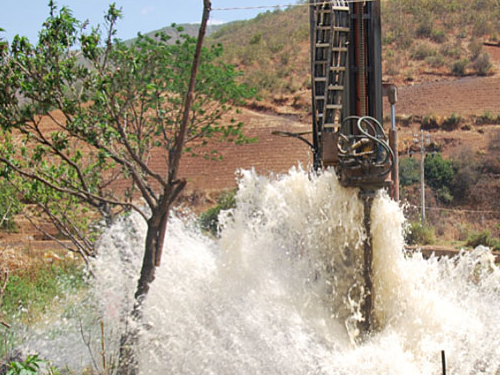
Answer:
(405, 221, 436, 245)
(449, 147, 480, 202)
(451, 59, 469, 76)
(466, 230, 500, 251)
(436, 186, 453, 204)
(472, 52, 492, 76)
(399, 157, 420, 186)
(411, 43, 436, 60)
(389, 24, 414, 49)
(385, 60, 400, 76)
(249, 33, 262, 45)
(199, 189, 237, 236)
(397, 114, 413, 127)
(468, 40, 483, 60)
(441, 113, 461, 130)
(488, 130, 500, 151)
(424, 153, 456, 202)
(430, 29, 446, 43)
(475, 110, 496, 124)
(440, 44, 462, 59)
(473, 15, 492, 37)
(426, 54, 445, 68)
(422, 114, 439, 129)
(416, 23, 433, 38)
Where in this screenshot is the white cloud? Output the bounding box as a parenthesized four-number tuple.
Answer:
(141, 6, 155, 16)
(208, 18, 226, 25)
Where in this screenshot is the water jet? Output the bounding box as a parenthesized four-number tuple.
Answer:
(307, 0, 397, 336)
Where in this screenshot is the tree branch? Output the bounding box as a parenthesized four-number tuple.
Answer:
(21, 209, 92, 266)
(0, 156, 148, 221)
(113, 113, 168, 189)
(0, 271, 10, 328)
(169, 0, 212, 184)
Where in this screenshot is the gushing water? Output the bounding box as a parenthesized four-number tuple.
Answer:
(21, 168, 500, 374)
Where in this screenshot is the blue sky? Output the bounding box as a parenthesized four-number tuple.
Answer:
(0, 1, 295, 43)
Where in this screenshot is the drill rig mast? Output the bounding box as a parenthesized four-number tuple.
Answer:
(309, 0, 395, 336)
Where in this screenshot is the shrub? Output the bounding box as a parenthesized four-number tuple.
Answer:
(488, 130, 500, 151)
(415, 11, 434, 39)
(405, 221, 436, 245)
(476, 110, 495, 124)
(397, 114, 413, 127)
(269, 42, 284, 53)
(399, 157, 420, 186)
(468, 40, 483, 60)
(457, 28, 468, 39)
(441, 44, 462, 59)
(436, 186, 453, 204)
(249, 33, 262, 45)
(472, 52, 492, 76)
(385, 63, 399, 76)
(441, 113, 461, 130)
(466, 230, 500, 251)
(426, 54, 445, 68)
(424, 153, 456, 202)
(473, 15, 492, 37)
(451, 59, 469, 76)
(430, 29, 446, 43)
(451, 156, 479, 202)
(389, 24, 414, 49)
(422, 114, 439, 129)
(416, 23, 433, 38)
(5, 354, 44, 375)
(199, 189, 237, 236)
(411, 43, 436, 60)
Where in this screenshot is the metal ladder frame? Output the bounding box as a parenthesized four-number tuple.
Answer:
(310, 0, 350, 169)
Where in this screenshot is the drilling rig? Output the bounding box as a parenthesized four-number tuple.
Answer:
(309, 0, 396, 336)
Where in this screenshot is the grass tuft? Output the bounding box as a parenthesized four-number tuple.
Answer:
(1, 260, 87, 325)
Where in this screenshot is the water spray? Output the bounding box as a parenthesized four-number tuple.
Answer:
(309, 0, 397, 337)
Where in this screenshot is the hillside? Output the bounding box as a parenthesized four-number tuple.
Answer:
(180, 1, 500, 245)
(210, 0, 500, 98)
(1, 0, 500, 254)
(124, 23, 224, 44)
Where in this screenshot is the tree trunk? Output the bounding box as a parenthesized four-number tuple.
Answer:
(117, 209, 167, 375)
(134, 214, 164, 306)
(117, 2, 212, 373)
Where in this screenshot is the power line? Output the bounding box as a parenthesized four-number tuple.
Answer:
(211, 0, 375, 12)
(407, 204, 500, 215)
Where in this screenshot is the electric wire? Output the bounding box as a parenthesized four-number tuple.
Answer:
(211, 0, 376, 12)
(407, 204, 500, 215)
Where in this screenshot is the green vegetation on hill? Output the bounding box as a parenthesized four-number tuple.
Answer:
(209, 5, 310, 97)
(125, 23, 224, 45)
(399, 149, 496, 206)
(206, 0, 500, 98)
(382, 0, 499, 78)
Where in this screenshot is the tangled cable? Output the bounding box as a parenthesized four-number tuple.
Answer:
(337, 116, 394, 180)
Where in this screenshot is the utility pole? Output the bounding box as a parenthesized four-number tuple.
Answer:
(420, 130, 425, 224)
(414, 130, 430, 224)
(386, 84, 399, 202)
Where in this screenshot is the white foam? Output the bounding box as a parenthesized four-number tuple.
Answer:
(19, 168, 500, 374)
